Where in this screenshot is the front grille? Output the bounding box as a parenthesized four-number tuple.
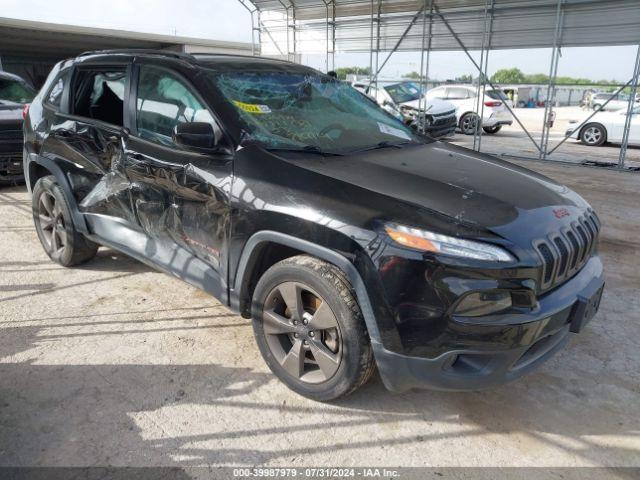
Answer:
(534, 209, 600, 291)
(0, 129, 23, 141)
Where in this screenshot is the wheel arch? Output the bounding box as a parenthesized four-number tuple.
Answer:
(230, 231, 384, 347)
(579, 122, 608, 145)
(28, 157, 89, 234)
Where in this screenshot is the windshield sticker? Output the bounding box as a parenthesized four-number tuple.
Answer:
(233, 100, 271, 114)
(377, 122, 411, 140)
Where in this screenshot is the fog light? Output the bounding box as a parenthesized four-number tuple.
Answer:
(454, 291, 512, 317)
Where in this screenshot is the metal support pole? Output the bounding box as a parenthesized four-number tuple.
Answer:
(434, 4, 542, 153)
(374, 0, 381, 91)
(473, 0, 492, 152)
(618, 44, 640, 168)
(370, 5, 426, 85)
(539, 0, 563, 160)
(237, 0, 259, 55)
(324, 1, 330, 72)
(369, 0, 375, 84)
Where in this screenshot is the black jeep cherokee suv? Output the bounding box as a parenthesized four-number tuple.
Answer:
(23, 50, 604, 401)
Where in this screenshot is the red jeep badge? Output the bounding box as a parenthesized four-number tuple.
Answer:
(553, 208, 570, 219)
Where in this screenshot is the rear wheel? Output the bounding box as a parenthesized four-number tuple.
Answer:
(252, 255, 375, 401)
(580, 123, 607, 146)
(32, 175, 98, 266)
(459, 113, 480, 135)
(482, 125, 502, 134)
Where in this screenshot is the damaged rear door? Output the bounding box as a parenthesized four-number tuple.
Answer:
(124, 61, 233, 300)
(51, 61, 135, 224)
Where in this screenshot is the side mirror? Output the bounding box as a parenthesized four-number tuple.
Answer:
(173, 122, 217, 151)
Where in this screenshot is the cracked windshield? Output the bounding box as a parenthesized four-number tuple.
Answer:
(210, 70, 428, 154)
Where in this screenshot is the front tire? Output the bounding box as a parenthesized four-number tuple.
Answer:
(459, 113, 480, 135)
(580, 123, 607, 146)
(251, 255, 375, 401)
(32, 175, 98, 266)
(482, 125, 502, 134)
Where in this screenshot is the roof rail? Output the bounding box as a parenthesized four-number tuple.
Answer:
(77, 49, 195, 60)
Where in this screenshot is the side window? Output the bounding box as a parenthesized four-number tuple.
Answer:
(136, 66, 217, 147)
(71, 69, 126, 126)
(445, 88, 469, 99)
(46, 71, 70, 108)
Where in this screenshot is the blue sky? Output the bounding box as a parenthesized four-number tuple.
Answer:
(3, 0, 637, 82)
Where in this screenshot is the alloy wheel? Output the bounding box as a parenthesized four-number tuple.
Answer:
(262, 281, 342, 384)
(583, 126, 602, 145)
(37, 191, 67, 259)
(461, 114, 479, 134)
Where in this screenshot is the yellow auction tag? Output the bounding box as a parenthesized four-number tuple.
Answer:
(233, 100, 271, 114)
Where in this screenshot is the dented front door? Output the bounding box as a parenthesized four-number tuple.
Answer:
(124, 63, 233, 293)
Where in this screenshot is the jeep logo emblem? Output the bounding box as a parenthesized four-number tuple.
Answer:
(553, 208, 570, 219)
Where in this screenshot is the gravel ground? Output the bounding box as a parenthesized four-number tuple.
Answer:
(0, 160, 639, 473)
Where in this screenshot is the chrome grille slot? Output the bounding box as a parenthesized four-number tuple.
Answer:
(553, 236, 569, 278)
(534, 211, 600, 292)
(565, 230, 580, 270)
(537, 243, 555, 285)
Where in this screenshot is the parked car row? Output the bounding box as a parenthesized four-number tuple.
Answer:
(352, 80, 515, 138)
(0, 71, 35, 184)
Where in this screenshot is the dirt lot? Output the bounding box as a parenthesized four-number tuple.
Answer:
(0, 160, 639, 474)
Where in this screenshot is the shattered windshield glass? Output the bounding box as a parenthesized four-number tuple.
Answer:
(208, 70, 426, 154)
(384, 83, 422, 104)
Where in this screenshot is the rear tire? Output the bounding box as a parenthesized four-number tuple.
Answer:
(579, 123, 607, 146)
(482, 125, 502, 134)
(251, 255, 375, 401)
(32, 175, 98, 267)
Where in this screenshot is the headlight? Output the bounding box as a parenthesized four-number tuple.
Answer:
(385, 223, 515, 262)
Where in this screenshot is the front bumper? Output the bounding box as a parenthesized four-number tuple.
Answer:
(373, 256, 604, 392)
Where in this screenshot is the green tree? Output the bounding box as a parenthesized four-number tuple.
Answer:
(523, 73, 549, 84)
(333, 66, 371, 80)
(455, 74, 473, 83)
(490, 68, 526, 84)
(402, 71, 422, 80)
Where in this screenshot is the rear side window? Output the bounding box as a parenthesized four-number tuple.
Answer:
(46, 71, 70, 108)
(445, 87, 470, 99)
(0, 78, 36, 104)
(71, 69, 126, 126)
(486, 90, 508, 101)
(136, 66, 217, 147)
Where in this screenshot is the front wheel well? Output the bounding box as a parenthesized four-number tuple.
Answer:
(238, 241, 307, 317)
(29, 162, 53, 190)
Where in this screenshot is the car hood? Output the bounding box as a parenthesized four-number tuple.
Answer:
(273, 141, 588, 233)
(400, 97, 455, 114)
(0, 101, 24, 122)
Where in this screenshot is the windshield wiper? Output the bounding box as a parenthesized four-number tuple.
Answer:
(266, 145, 343, 156)
(349, 140, 413, 154)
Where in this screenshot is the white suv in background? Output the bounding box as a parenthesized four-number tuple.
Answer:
(425, 84, 513, 135)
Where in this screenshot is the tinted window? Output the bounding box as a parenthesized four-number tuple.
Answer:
(136, 66, 216, 146)
(0, 78, 36, 104)
(446, 87, 470, 99)
(486, 89, 508, 101)
(384, 83, 421, 103)
(47, 71, 70, 108)
(72, 69, 126, 126)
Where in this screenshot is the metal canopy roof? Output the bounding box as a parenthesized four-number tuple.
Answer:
(247, 0, 640, 53)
